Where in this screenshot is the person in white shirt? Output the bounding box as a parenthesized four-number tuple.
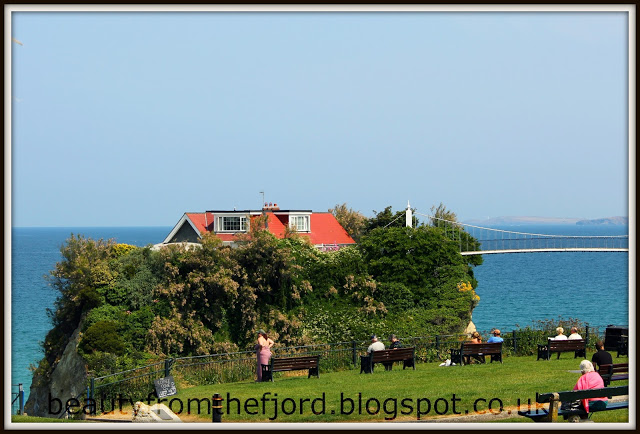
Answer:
(553, 326, 568, 340)
(568, 327, 583, 340)
(367, 334, 385, 353)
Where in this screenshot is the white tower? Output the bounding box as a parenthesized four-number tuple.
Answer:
(405, 200, 412, 228)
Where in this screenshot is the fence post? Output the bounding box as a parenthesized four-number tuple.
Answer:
(351, 341, 357, 367)
(18, 384, 24, 415)
(90, 378, 95, 400)
(512, 330, 517, 354)
(165, 359, 173, 377)
(585, 325, 589, 347)
(435, 335, 440, 352)
(212, 393, 223, 422)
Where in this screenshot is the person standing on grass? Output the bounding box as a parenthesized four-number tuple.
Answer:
(487, 329, 503, 343)
(573, 360, 607, 413)
(591, 340, 613, 369)
(255, 329, 274, 382)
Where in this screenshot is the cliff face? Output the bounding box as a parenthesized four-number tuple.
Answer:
(25, 323, 88, 418)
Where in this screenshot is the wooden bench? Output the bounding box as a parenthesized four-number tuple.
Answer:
(360, 347, 415, 373)
(537, 339, 586, 360)
(598, 363, 629, 387)
(450, 342, 503, 366)
(261, 355, 320, 382)
(518, 385, 628, 422)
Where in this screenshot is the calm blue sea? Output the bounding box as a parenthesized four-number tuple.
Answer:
(9, 225, 630, 402)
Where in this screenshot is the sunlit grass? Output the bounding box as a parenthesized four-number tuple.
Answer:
(12, 354, 629, 424)
(166, 354, 629, 423)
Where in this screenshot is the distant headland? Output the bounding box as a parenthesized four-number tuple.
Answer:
(464, 216, 628, 226)
(575, 216, 629, 226)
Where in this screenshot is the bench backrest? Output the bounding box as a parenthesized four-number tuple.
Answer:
(598, 363, 629, 375)
(271, 356, 319, 371)
(547, 339, 585, 351)
(537, 385, 628, 403)
(461, 342, 502, 355)
(370, 347, 415, 363)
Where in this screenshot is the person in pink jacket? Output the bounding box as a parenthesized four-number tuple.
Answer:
(573, 360, 607, 413)
(255, 329, 275, 382)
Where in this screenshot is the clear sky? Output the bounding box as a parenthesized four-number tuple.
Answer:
(8, 6, 632, 227)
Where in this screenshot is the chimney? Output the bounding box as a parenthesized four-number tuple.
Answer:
(262, 202, 280, 211)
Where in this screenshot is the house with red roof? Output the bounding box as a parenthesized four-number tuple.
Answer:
(159, 203, 356, 250)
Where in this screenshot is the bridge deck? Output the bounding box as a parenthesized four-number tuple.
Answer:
(461, 248, 629, 255)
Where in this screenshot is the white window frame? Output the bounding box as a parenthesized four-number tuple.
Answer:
(289, 214, 310, 232)
(215, 214, 249, 232)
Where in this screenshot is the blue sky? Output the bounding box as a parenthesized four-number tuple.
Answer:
(8, 7, 631, 227)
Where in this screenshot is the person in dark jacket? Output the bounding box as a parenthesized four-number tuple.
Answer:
(591, 340, 613, 370)
(384, 334, 402, 371)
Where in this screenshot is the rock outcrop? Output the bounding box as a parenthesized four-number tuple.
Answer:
(132, 402, 182, 423)
(463, 320, 477, 336)
(24, 323, 88, 418)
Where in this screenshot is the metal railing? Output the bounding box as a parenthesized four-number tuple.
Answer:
(12, 384, 24, 415)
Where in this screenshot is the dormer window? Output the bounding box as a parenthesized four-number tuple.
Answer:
(216, 215, 248, 232)
(289, 215, 310, 232)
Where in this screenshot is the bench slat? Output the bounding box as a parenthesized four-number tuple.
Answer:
(521, 401, 630, 419)
(261, 355, 320, 382)
(537, 339, 586, 360)
(361, 347, 416, 373)
(522, 386, 628, 422)
(451, 342, 503, 366)
(597, 363, 629, 386)
(537, 385, 628, 403)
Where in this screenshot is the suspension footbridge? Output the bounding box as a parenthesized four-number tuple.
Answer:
(406, 208, 629, 255)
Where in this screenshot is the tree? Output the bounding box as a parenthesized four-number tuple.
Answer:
(329, 203, 367, 242)
(357, 226, 479, 333)
(146, 233, 240, 356)
(430, 202, 458, 225)
(363, 205, 420, 235)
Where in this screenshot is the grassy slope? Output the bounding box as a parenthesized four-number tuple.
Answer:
(167, 354, 629, 423)
(11, 354, 630, 424)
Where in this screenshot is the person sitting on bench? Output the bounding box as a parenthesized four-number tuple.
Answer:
(367, 334, 385, 353)
(591, 340, 613, 370)
(487, 329, 503, 343)
(470, 331, 482, 344)
(568, 327, 583, 340)
(384, 334, 402, 371)
(573, 360, 607, 413)
(553, 327, 568, 340)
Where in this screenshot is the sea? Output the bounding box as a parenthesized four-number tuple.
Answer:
(9, 224, 631, 402)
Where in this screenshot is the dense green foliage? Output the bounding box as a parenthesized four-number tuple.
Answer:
(36, 205, 483, 379)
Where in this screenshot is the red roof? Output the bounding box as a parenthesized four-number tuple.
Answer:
(179, 211, 355, 245)
(306, 213, 355, 245)
(185, 212, 214, 233)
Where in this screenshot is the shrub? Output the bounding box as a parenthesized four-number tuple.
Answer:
(80, 320, 126, 356)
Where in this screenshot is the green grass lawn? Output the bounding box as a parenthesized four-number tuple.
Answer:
(163, 354, 629, 423)
(12, 354, 630, 424)
(11, 415, 86, 423)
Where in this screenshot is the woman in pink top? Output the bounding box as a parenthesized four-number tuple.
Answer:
(573, 360, 607, 413)
(255, 329, 275, 382)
